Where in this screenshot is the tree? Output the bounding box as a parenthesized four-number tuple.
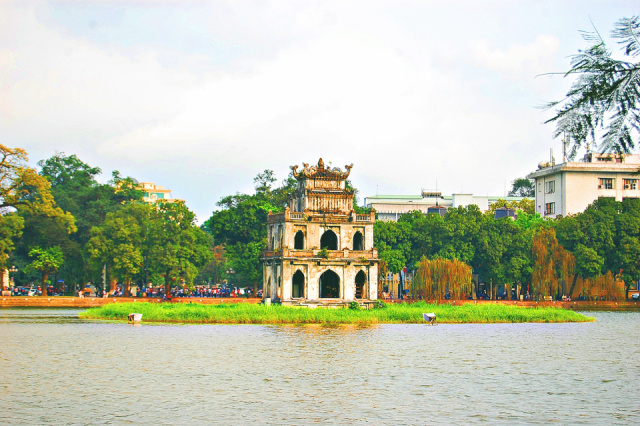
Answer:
(413, 257, 472, 300)
(149, 201, 212, 294)
(203, 170, 292, 294)
(508, 178, 535, 197)
(545, 16, 640, 155)
(0, 145, 75, 267)
(86, 203, 150, 295)
(196, 245, 227, 285)
(374, 219, 410, 273)
(30, 153, 144, 290)
(26, 246, 64, 296)
(571, 244, 604, 297)
(489, 198, 535, 215)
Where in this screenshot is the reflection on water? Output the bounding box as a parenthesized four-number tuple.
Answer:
(0, 309, 638, 424)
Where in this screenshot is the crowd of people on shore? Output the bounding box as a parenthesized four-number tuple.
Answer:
(106, 285, 259, 299)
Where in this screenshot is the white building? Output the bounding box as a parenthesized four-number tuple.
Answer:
(364, 191, 524, 221)
(135, 181, 183, 204)
(527, 153, 640, 218)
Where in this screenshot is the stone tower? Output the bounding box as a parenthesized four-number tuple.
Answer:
(262, 159, 379, 305)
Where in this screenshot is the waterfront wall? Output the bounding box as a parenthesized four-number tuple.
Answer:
(0, 296, 262, 308)
(1, 296, 637, 310)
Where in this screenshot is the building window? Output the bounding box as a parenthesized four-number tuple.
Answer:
(545, 202, 555, 215)
(598, 178, 615, 190)
(545, 181, 555, 194)
(624, 179, 637, 190)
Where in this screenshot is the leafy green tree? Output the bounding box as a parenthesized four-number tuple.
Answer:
(0, 145, 75, 269)
(26, 246, 64, 296)
(203, 170, 294, 294)
(374, 219, 411, 273)
(196, 245, 227, 286)
(86, 203, 151, 294)
(443, 205, 483, 265)
(149, 201, 212, 294)
(508, 178, 535, 197)
(489, 198, 535, 215)
(570, 244, 605, 297)
(616, 235, 640, 297)
(545, 16, 640, 155)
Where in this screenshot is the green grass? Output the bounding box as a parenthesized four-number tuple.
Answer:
(79, 302, 594, 325)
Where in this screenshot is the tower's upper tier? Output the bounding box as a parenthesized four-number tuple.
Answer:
(289, 158, 355, 216)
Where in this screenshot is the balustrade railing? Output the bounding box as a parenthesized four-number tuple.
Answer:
(355, 214, 371, 222)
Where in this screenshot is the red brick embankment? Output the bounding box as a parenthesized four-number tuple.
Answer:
(0, 296, 262, 308)
(1, 296, 637, 310)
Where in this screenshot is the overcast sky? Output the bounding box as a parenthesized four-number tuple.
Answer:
(1, 1, 638, 223)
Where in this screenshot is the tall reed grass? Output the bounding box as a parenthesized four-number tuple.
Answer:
(79, 302, 593, 324)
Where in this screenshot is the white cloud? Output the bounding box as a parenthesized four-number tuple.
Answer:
(0, 3, 191, 147)
(469, 35, 561, 94)
(1, 1, 635, 222)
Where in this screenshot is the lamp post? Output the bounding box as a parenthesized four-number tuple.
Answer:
(8, 265, 17, 292)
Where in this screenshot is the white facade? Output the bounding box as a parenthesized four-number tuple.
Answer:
(364, 192, 523, 221)
(527, 153, 640, 218)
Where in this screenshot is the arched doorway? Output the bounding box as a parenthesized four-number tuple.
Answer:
(353, 231, 363, 251)
(294, 231, 304, 250)
(320, 230, 338, 250)
(292, 270, 304, 298)
(355, 270, 366, 299)
(319, 270, 340, 298)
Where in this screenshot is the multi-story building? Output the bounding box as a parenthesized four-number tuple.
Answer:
(262, 159, 379, 305)
(527, 153, 640, 218)
(364, 191, 524, 221)
(135, 181, 182, 204)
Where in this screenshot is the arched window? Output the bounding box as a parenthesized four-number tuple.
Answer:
(294, 231, 304, 250)
(320, 230, 338, 250)
(355, 270, 366, 299)
(319, 270, 340, 298)
(353, 231, 364, 251)
(292, 270, 304, 298)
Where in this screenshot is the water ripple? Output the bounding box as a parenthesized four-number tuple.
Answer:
(0, 310, 638, 424)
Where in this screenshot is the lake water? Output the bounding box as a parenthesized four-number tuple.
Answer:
(0, 309, 638, 425)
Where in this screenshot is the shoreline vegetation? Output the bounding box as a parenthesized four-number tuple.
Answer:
(79, 302, 594, 325)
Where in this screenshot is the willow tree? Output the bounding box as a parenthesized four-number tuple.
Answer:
(531, 228, 575, 297)
(414, 256, 472, 300)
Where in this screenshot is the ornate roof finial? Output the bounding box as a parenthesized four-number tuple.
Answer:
(291, 158, 353, 180)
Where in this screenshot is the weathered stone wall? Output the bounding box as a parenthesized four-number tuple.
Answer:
(280, 221, 374, 251)
(273, 261, 376, 301)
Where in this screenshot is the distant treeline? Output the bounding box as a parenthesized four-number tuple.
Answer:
(375, 198, 638, 300)
(1, 146, 221, 295)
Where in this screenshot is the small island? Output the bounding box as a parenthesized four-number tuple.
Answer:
(79, 302, 594, 325)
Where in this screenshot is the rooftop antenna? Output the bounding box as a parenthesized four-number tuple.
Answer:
(550, 148, 555, 166)
(562, 132, 568, 163)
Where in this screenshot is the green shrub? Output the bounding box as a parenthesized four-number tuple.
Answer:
(348, 301, 361, 310)
(373, 300, 387, 309)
